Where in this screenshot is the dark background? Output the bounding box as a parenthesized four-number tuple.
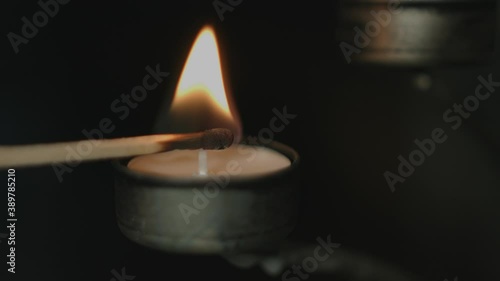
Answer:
(1, 1, 499, 280)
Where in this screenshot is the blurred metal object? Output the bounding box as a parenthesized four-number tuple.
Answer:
(226, 243, 425, 281)
(337, 0, 496, 65)
(112, 141, 300, 254)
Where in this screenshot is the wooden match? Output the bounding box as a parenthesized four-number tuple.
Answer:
(0, 128, 233, 168)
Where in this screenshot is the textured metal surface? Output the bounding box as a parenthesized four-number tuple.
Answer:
(112, 141, 300, 254)
(337, 0, 496, 65)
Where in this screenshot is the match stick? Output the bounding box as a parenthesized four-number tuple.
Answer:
(0, 128, 233, 168)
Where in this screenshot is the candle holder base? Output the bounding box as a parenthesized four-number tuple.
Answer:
(112, 141, 300, 254)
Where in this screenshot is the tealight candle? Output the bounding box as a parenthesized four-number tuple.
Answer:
(127, 144, 291, 178)
(113, 141, 299, 254)
(113, 25, 300, 254)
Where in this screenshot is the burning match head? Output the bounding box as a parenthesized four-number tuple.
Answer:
(201, 128, 234, 150)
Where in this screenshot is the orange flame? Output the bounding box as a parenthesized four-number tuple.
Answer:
(168, 26, 241, 143)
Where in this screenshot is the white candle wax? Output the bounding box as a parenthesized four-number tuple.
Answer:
(127, 144, 291, 178)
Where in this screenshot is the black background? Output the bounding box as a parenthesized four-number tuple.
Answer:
(1, 1, 500, 281)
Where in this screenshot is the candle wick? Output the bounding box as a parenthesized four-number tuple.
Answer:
(198, 149, 208, 176)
